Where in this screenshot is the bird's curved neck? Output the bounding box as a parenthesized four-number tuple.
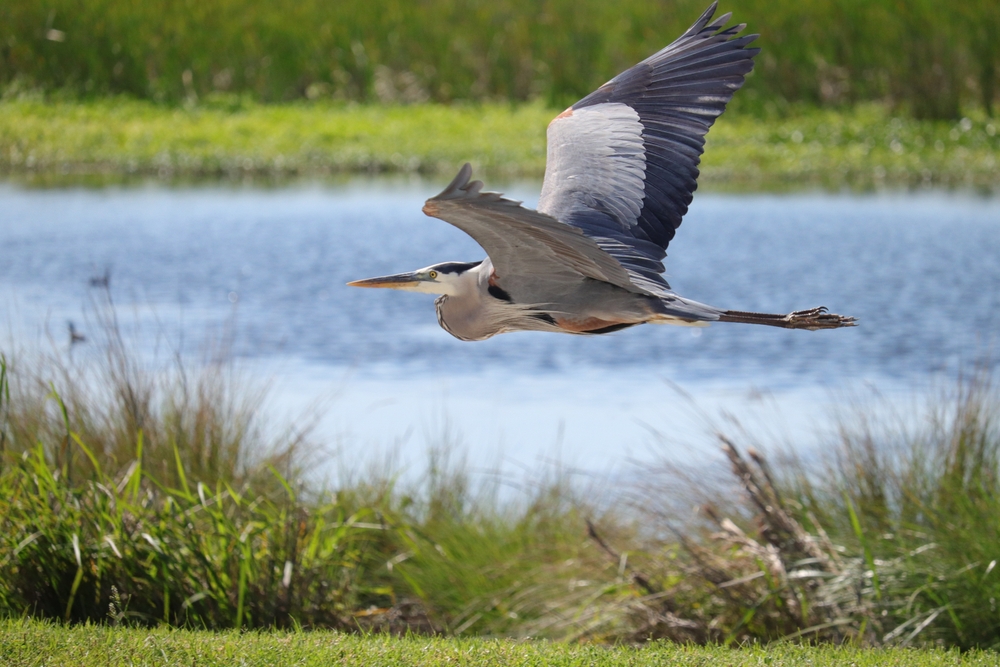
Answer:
(433, 265, 494, 340)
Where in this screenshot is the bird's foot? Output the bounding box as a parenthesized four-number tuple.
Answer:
(782, 307, 857, 330)
(719, 307, 857, 330)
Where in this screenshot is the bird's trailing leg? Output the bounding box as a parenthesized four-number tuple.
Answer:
(719, 307, 856, 331)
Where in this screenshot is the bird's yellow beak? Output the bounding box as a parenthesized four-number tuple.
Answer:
(346, 272, 422, 290)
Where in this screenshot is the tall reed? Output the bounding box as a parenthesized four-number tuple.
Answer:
(0, 292, 411, 628)
(0, 287, 613, 633)
(603, 371, 1000, 647)
(4, 285, 1000, 645)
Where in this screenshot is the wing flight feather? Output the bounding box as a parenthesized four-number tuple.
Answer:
(422, 164, 640, 298)
(538, 1, 759, 292)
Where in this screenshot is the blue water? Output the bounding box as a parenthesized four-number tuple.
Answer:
(2, 179, 999, 471)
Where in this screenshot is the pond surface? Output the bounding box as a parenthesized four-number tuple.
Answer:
(2, 179, 999, 475)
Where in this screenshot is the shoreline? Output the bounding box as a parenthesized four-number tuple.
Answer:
(2, 99, 997, 190)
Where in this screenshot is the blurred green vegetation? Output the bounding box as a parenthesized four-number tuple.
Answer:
(2, 0, 998, 119)
(0, 99, 552, 178)
(1, 98, 997, 187)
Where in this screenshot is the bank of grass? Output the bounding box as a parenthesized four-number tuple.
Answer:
(3, 619, 999, 667)
(0, 294, 625, 637)
(1, 98, 998, 188)
(3, 293, 1000, 648)
(0, 98, 549, 180)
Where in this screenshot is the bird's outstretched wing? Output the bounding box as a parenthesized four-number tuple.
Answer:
(423, 163, 640, 299)
(537, 2, 759, 294)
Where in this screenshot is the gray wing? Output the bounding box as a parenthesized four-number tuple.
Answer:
(537, 2, 759, 294)
(422, 163, 641, 299)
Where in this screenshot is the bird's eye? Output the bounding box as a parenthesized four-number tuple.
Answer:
(429, 270, 438, 279)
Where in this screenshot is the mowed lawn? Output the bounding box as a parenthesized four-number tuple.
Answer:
(1, 99, 997, 187)
(1, 620, 996, 667)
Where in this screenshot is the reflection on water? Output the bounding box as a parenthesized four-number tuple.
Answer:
(2, 180, 999, 470)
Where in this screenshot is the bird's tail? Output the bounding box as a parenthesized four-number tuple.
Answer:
(649, 294, 722, 326)
(718, 307, 857, 330)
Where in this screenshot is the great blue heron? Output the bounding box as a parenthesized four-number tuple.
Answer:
(349, 3, 856, 341)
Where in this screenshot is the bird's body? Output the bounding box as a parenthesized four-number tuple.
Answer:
(350, 3, 856, 339)
(429, 258, 666, 341)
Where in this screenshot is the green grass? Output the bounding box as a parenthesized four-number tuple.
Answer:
(704, 105, 1000, 189)
(1, 99, 998, 187)
(2, 619, 998, 666)
(0, 331, 409, 630)
(4, 296, 1000, 647)
(617, 373, 1000, 649)
(0, 98, 551, 178)
(0, 305, 618, 637)
(2, 0, 998, 118)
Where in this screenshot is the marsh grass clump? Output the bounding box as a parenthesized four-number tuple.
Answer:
(602, 372, 1000, 648)
(0, 436, 403, 629)
(3, 292, 292, 494)
(4, 288, 1000, 647)
(0, 299, 409, 629)
(796, 374, 1000, 647)
(388, 452, 638, 639)
(0, 291, 617, 634)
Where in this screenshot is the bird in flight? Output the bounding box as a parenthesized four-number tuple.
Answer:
(349, 3, 856, 341)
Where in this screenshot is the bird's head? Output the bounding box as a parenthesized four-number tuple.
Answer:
(347, 260, 482, 296)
